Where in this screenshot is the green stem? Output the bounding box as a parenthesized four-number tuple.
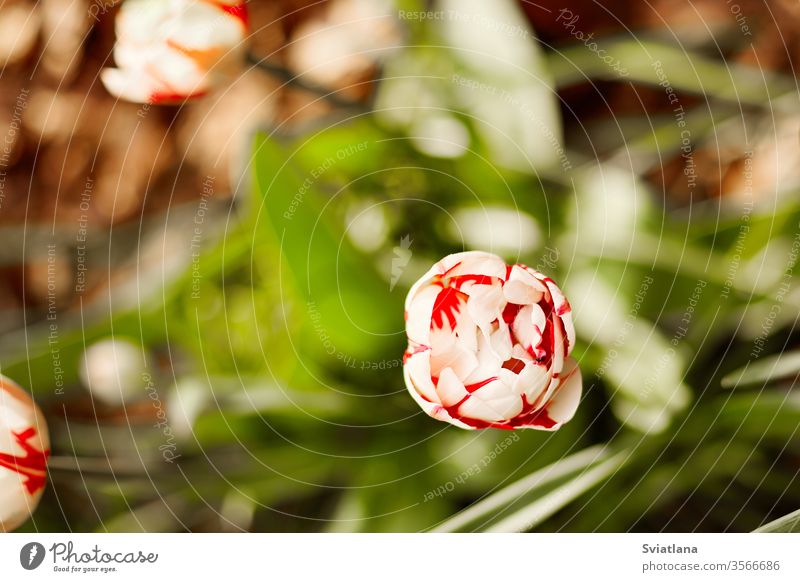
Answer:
(246, 52, 369, 111)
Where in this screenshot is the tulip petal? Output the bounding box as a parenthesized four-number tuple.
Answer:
(436, 251, 506, 280)
(512, 303, 545, 357)
(116, 0, 172, 44)
(404, 348, 439, 404)
(164, 2, 246, 52)
(463, 325, 507, 385)
(436, 367, 469, 407)
(405, 283, 441, 345)
(429, 331, 478, 379)
(459, 379, 522, 423)
(560, 309, 576, 353)
(101, 67, 163, 104)
(466, 280, 505, 330)
(404, 363, 472, 429)
(503, 264, 546, 304)
(539, 357, 582, 429)
(516, 362, 550, 403)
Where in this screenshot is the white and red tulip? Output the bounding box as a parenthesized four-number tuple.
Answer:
(0, 376, 49, 532)
(404, 251, 581, 430)
(101, 0, 249, 104)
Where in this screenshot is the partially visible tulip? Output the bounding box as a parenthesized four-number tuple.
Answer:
(101, 0, 248, 104)
(403, 251, 581, 430)
(0, 376, 49, 532)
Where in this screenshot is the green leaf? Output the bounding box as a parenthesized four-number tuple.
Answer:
(722, 351, 800, 388)
(484, 449, 629, 532)
(439, 0, 563, 173)
(567, 269, 691, 432)
(753, 508, 800, 533)
(251, 133, 403, 363)
(432, 445, 623, 532)
(548, 37, 796, 106)
(99, 495, 188, 533)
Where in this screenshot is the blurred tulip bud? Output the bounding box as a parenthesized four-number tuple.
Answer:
(79, 338, 148, 405)
(287, 0, 400, 91)
(403, 251, 581, 430)
(101, 0, 248, 104)
(0, 376, 50, 532)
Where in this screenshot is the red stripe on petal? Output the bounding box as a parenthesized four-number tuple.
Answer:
(149, 90, 207, 104)
(527, 301, 555, 368)
(510, 391, 559, 429)
(0, 428, 49, 495)
(464, 377, 497, 393)
(502, 358, 526, 374)
(219, 3, 249, 27)
(449, 274, 498, 290)
(502, 302, 522, 325)
(557, 299, 571, 316)
(443, 394, 470, 421)
(448, 415, 516, 430)
(439, 261, 462, 278)
(430, 286, 466, 330)
(144, 61, 206, 104)
(519, 407, 557, 429)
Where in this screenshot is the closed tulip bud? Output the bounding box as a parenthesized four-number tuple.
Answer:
(101, 0, 248, 104)
(0, 376, 50, 532)
(403, 251, 581, 430)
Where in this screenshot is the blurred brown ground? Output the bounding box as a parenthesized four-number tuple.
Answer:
(0, 0, 797, 316)
(0, 0, 384, 318)
(521, 0, 800, 204)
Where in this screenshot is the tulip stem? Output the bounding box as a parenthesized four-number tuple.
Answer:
(246, 52, 369, 111)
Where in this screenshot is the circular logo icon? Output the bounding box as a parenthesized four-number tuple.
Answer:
(20, 542, 46, 570)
